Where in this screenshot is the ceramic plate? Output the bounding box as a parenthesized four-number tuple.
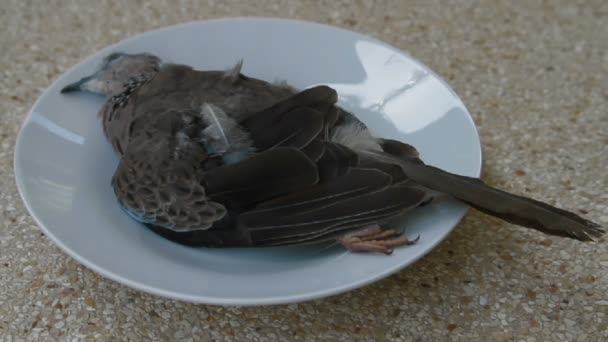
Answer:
(14, 18, 482, 305)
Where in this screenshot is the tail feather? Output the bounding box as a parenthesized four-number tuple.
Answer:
(365, 150, 604, 241)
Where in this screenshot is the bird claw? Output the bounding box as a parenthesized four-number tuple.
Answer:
(337, 225, 419, 255)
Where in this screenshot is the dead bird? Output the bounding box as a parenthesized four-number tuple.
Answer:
(60, 52, 604, 254)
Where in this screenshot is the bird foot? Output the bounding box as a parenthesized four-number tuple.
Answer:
(337, 225, 419, 255)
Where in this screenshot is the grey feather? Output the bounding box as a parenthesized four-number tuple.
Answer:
(224, 59, 244, 82)
(200, 103, 255, 164)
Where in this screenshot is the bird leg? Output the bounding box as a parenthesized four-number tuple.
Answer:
(337, 224, 420, 255)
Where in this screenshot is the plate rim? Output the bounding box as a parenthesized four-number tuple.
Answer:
(13, 17, 482, 306)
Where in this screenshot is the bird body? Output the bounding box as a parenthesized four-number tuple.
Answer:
(61, 53, 603, 253)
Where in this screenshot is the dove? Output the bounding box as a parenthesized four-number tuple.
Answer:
(60, 52, 603, 254)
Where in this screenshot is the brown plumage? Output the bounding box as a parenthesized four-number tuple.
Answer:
(60, 53, 604, 253)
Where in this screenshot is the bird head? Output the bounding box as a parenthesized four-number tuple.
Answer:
(60, 52, 161, 96)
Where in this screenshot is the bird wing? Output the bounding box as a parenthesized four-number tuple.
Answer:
(145, 86, 430, 247)
(111, 109, 229, 232)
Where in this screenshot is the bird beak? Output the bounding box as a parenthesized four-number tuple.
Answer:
(60, 75, 93, 94)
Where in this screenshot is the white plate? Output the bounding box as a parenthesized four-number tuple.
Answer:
(14, 18, 482, 305)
